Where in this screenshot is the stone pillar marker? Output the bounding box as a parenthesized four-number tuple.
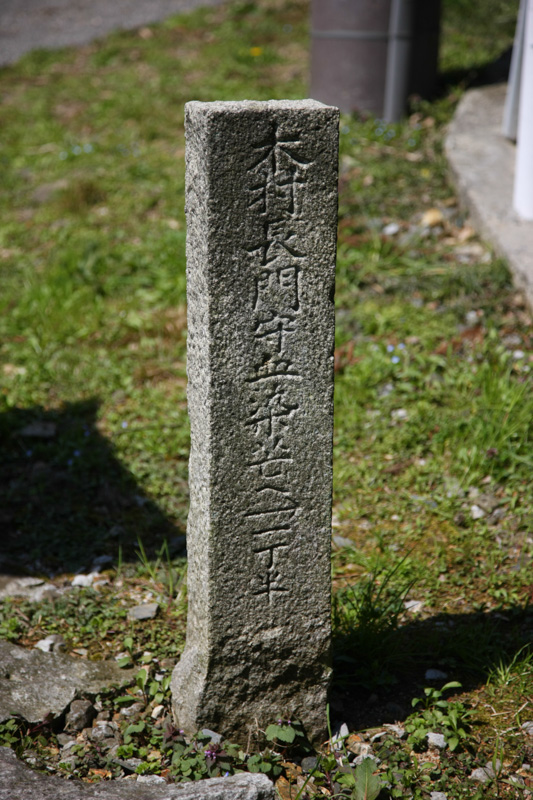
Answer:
(171, 100, 339, 744)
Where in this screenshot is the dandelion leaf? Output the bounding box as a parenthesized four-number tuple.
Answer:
(355, 758, 382, 800)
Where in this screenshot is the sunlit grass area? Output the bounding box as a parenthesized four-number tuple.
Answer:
(0, 0, 531, 796)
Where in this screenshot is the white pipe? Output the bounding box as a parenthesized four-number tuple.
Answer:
(503, 0, 526, 141)
(514, 0, 533, 219)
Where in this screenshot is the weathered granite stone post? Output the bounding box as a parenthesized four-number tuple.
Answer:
(171, 100, 339, 744)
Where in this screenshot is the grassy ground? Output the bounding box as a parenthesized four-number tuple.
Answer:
(0, 0, 531, 797)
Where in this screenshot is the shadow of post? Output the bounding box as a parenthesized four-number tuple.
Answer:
(331, 603, 533, 730)
(0, 398, 184, 576)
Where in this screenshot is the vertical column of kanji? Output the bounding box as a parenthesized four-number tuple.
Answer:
(172, 100, 339, 745)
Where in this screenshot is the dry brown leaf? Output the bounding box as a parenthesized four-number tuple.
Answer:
(88, 768, 112, 780)
(457, 225, 476, 242)
(421, 208, 444, 227)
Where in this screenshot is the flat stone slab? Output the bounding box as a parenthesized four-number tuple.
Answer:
(0, 747, 274, 800)
(445, 83, 533, 308)
(0, 640, 134, 723)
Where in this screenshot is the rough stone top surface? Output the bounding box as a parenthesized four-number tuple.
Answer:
(0, 748, 274, 800)
(185, 98, 337, 114)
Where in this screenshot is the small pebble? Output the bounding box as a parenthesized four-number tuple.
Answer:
(378, 382, 394, 397)
(151, 705, 165, 719)
(34, 634, 66, 653)
(57, 735, 77, 748)
(445, 478, 464, 498)
(391, 408, 408, 421)
(425, 669, 449, 681)
(483, 760, 501, 779)
(503, 333, 522, 347)
(348, 742, 372, 757)
(137, 775, 166, 784)
(201, 728, 222, 744)
(65, 699, 95, 732)
(427, 732, 447, 750)
(470, 504, 485, 520)
(430, 793, 448, 800)
(128, 603, 159, 621)
(332, 723, 350, 749)
(72, 572, 99, 588)
(383, 222, 400, 236)
(332, 534, 354, 550)
(123, 757, 143, 771)
(353, 754, 380, 767)
(384, 724, 406, 739)
(120, 702, 144, 718)
(404, 599, 424, 613)
(488, 507, 506, 524)
(301, 756, 318, 773)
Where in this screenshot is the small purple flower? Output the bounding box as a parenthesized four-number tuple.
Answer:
(398, 342, 406, 350)
(391, 356, 400, 364)
(121, 421, 128, 429)
(73, 450, 80, 457)
(386, 344, 395, 352)
(26, 449, 32, 457)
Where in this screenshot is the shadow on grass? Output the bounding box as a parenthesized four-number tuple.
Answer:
(331, 603, 533, 729)
(0, 399, 184, 577)
(436, 45, 513, 99)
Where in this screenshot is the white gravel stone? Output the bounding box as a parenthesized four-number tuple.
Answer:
(427, 732, 447, 750)
(470, 504, 486, 520)
(383, 222, 400, 236)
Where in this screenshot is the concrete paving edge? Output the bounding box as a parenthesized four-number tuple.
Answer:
(445, 82, 533, 308)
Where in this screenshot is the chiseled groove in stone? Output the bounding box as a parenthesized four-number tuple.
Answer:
(172, 100, 339, 744)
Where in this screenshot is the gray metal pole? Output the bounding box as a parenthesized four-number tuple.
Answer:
(384, 0, 415, 122)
